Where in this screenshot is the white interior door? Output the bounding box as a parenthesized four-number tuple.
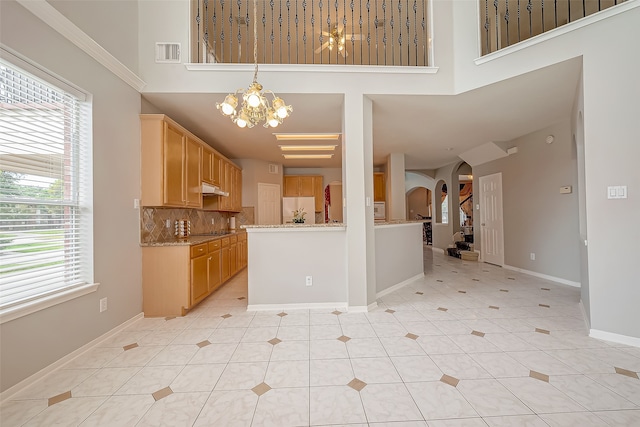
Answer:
(479, 173, 504, 266)
(257, 183, 281, 225)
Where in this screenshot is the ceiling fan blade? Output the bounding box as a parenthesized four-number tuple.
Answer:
(314, 42, 329, 54)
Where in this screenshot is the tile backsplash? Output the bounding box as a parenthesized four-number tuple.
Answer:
(140, 206, 256, 243)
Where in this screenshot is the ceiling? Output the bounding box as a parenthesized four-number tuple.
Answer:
(141, 58, 582, 170)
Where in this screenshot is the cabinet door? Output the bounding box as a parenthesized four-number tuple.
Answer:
(374, 173, 386, 202)
(220, 161, 232, 211)
(221, 247, 230, 281)
(283, 176, 299, 197)
(212, 153, 221, 186)
(233, 166, 242, 212)
(191, 254, 209, 305)
(313, 176, 324, 212)
(202, 148, 213, 184)
(299, 176, 315, 197)
(208, 250, 221, 292)
(230, 242, 238, 275)
(185, 137, 202, 208)
(163, 123, 185, 206)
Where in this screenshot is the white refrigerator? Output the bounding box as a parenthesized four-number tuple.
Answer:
(282, 197, 316, 224)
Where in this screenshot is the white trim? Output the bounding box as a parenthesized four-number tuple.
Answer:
(0, 312, 144, 403)
(377, 273, 425, 298)
(579, 300, 591, 331)
(247, 302, 346, 311)
(0, 283, 100, 325)
(0, 45, 87, 100)
(15, 0, 145, 91)
(475, 0, 640, 65)
(589, 329, 640, 348)
(431, 247, 445, 255)
(503, 265, 581, 288)
(348, 302, 379, 313)
(186, 63, 439, 75)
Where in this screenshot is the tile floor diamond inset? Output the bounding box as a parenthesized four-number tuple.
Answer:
(8, 247, 639, 426)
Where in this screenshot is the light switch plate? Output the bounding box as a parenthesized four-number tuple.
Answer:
(607, 186, 628, 199)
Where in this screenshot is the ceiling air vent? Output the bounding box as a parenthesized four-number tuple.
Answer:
(268, 164, 279, 174)
(155, 43, 181, 63)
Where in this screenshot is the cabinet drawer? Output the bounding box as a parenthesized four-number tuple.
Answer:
(230, 235, 238, 243)
(190, 243, 208, 258)
(238, 233, 247, 241)
(221, 237, 230, 247)
(208, 240, 221, 251)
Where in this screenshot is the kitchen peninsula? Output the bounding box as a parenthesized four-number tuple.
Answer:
(244, 221, 425, 311)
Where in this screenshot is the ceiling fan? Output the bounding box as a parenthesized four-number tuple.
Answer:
(315, 26, 361, 57)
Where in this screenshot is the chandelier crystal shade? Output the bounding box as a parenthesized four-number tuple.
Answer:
(216, 1, 292, 128)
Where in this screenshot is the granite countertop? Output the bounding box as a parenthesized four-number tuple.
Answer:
(374, 219, 430, 226)
(242, 223, 345, 229)
(140, 230, 246, 247)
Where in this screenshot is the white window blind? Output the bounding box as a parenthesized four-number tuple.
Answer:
(0, 58, 92, 317)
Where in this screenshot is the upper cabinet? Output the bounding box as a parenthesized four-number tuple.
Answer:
(201, 147, 221, 187)
(141, 115, 202, 208)
(141, 114, 241, 211)
(283, 175, 323, 212)
(374, 172, 386, 202)
(203, 158, 242, 212)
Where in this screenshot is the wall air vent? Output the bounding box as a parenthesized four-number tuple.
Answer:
(155, 43, 181, 63)
(268, 164, 279, 174)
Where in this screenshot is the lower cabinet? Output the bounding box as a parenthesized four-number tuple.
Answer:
(142, 233, 248, 317)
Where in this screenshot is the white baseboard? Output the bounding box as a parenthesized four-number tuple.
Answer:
(579, 300, 591, 331)
(348, 302, 378, 313)
(247, 302, 346, 312)
(376, 273, 425, 299)
(503, 264, 581, 288)
(589, 329, 640, 348)
(0, 312, 144, 404)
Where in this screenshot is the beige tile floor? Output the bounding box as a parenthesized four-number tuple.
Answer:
(2, 248, 640, 426)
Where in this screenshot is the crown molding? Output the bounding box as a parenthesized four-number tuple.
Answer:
(16, 0, 145, 91)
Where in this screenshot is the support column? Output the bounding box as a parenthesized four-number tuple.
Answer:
(387, 153, 407, 220)
(343, 92, 377, 311)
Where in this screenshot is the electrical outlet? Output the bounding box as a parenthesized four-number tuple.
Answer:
(530, 253, 535, 261)
(305, 276, 312, 286)
(211, 218, 215, 225)
(133, 198, 140, 209)
(165, 219, 171, 228)
(99, 297, 108, 312)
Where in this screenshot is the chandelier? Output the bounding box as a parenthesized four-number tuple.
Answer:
(216, 1, 292, 128)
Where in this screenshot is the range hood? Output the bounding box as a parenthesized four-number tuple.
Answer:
(202, 182, 229, 197)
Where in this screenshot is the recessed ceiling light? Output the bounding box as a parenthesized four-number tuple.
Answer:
(274, 133, 341, 141)
(279, 145, 337, 151)
(282, 154, 334, 159)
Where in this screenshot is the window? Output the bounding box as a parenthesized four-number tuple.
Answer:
(0, 56, 95, 323)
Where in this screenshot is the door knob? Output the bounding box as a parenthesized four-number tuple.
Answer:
(481, 223, 486, 226)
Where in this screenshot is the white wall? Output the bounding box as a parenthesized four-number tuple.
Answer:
(235, 158, 283, 208)
(0, 0, 142, 392)
(473, 121, 580, 283)
(246, 228, 347, 307)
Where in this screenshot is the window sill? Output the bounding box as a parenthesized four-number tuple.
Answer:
(0, 283, 100, 325)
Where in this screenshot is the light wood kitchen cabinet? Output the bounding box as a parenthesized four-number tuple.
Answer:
(142, 234, 246, 317)
(283, 175, 323, 212)
(141, 115, 202, 208)
(191, 251, 209, 306)
(229, 235, 238, 276)
(203, 159, 242, 212)
(201, 147, 221, 187)
(207, 240, 221, 293)
(221, 237, 230, 282)
(374, 172, 386, 202)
